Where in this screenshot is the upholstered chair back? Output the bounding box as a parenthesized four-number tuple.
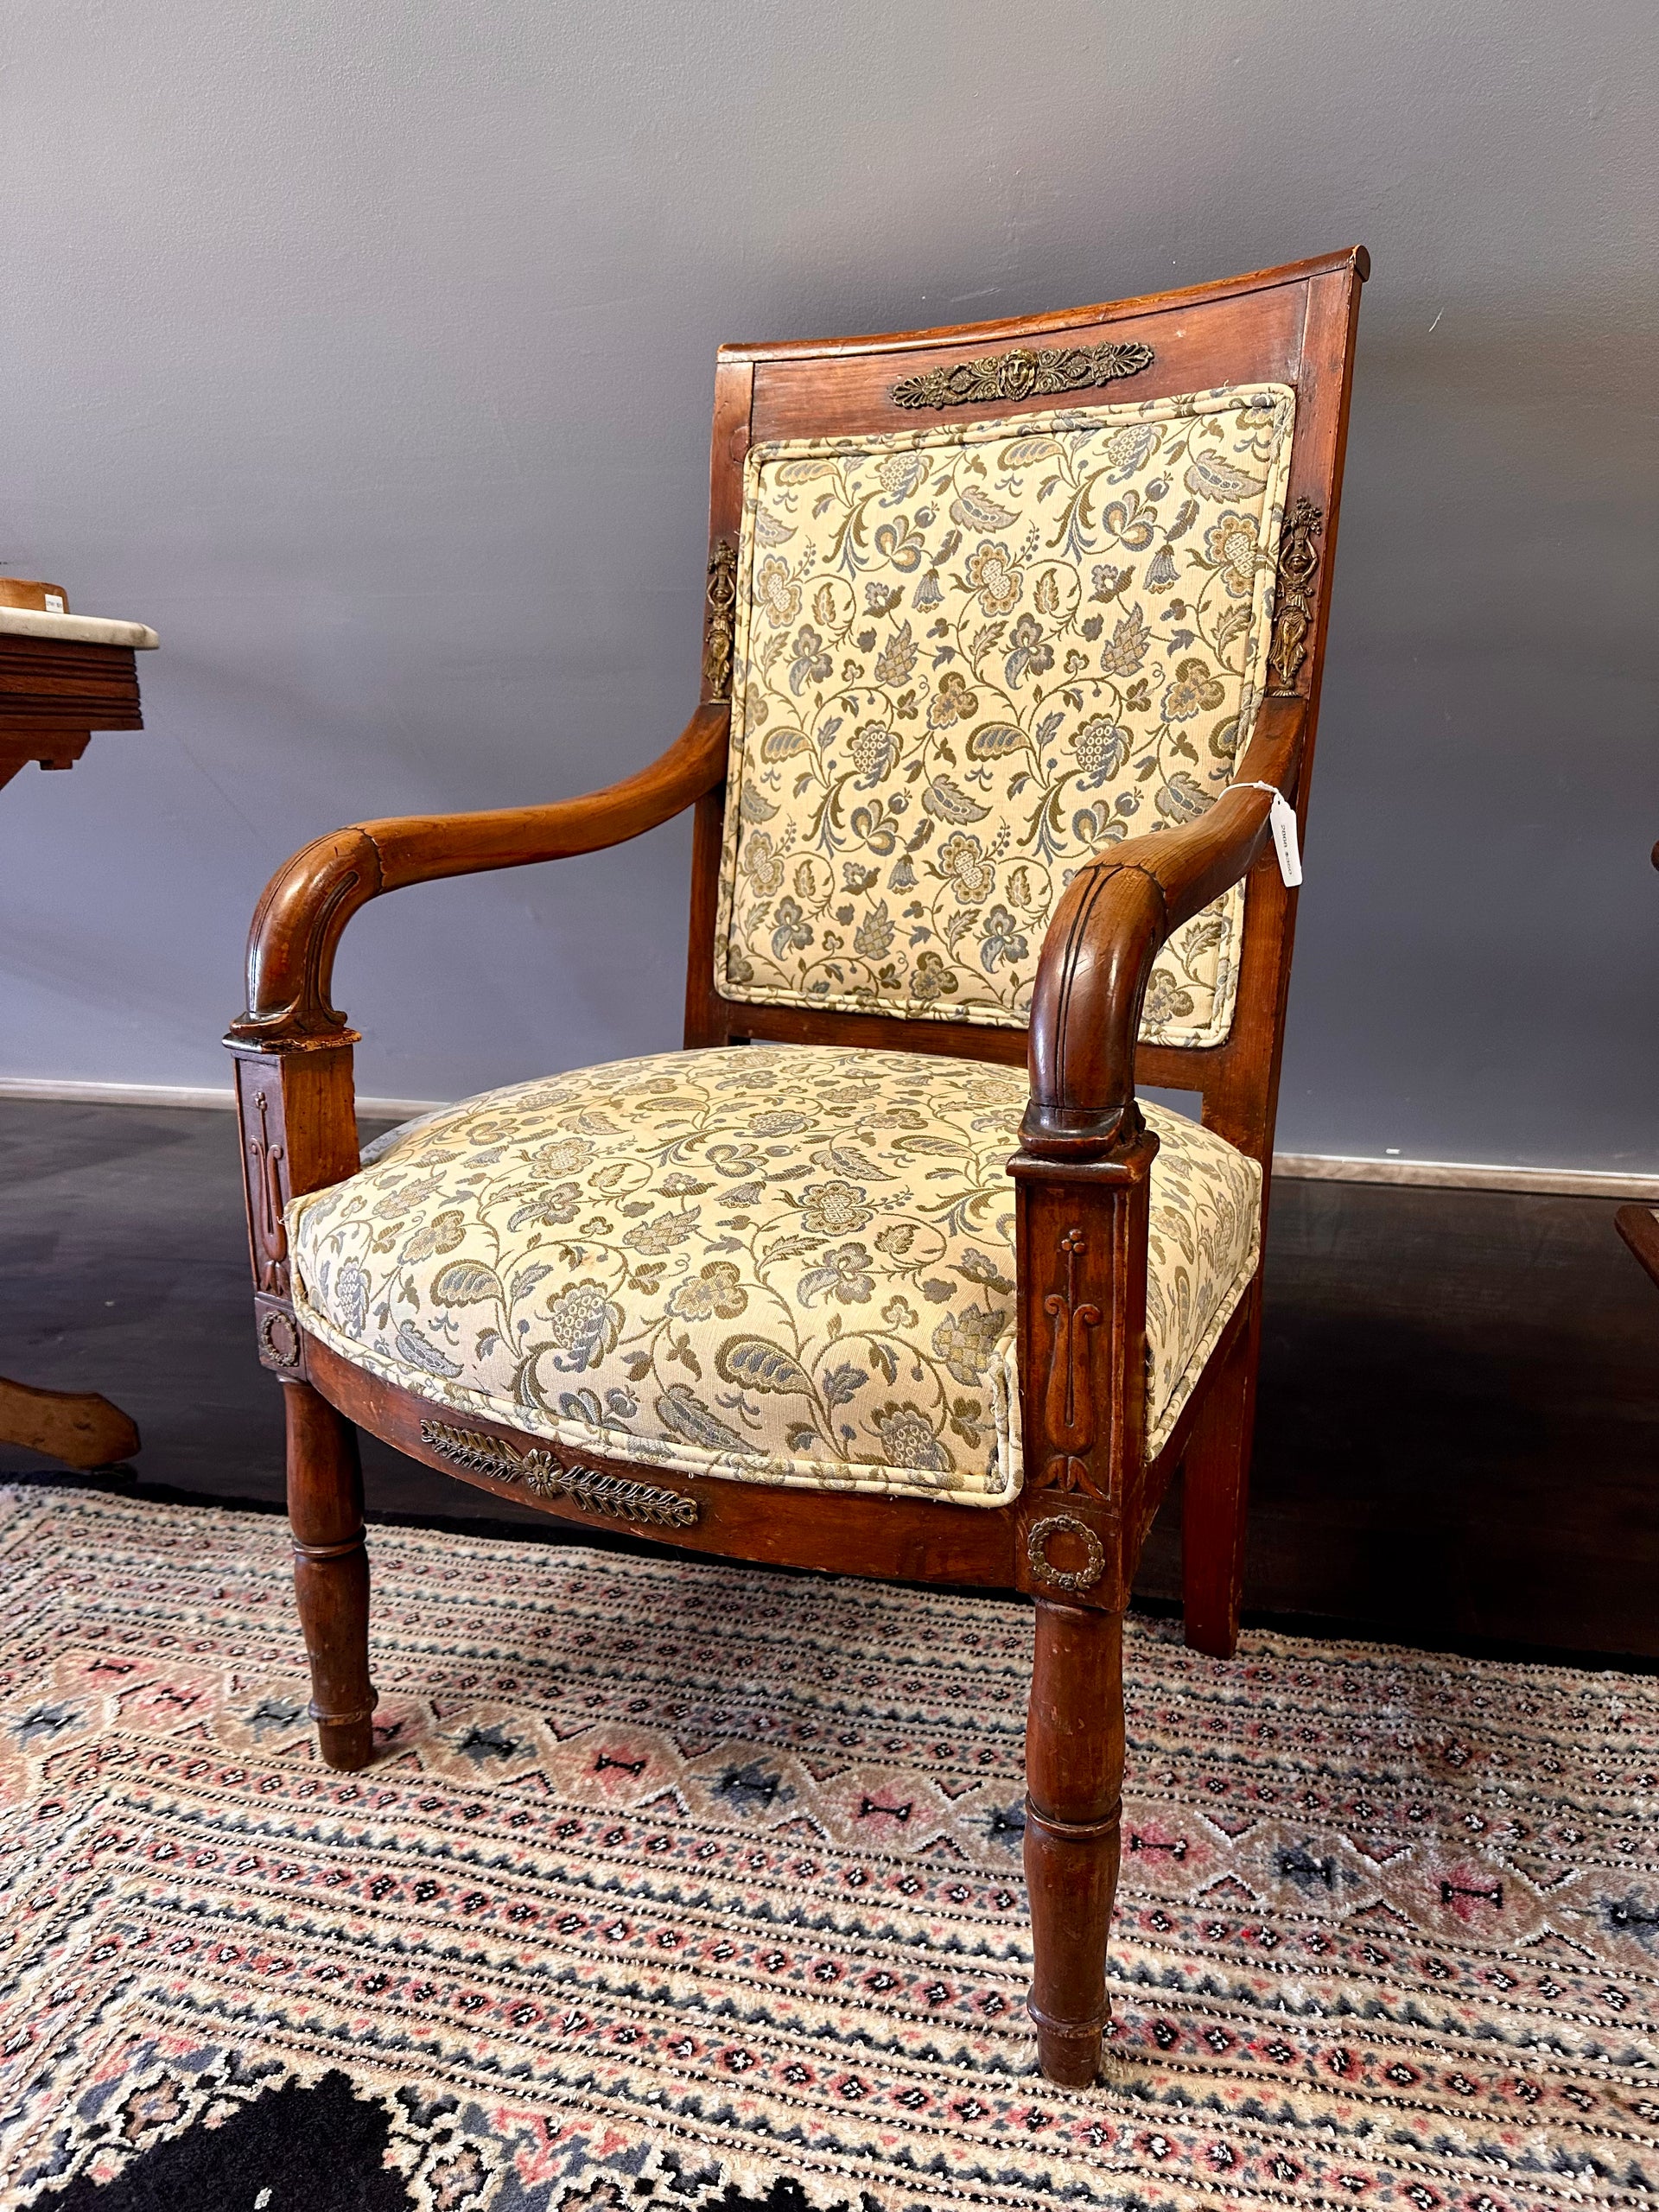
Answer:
(712, 382, 1296, 1050)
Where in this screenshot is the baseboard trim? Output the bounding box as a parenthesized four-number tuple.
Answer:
(3, 1077, 1655, 1201)
(0, 1076, 446, 1122)
(1272, 1151, 1659, 1202)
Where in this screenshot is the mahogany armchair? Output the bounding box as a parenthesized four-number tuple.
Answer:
(227, 249, 1366, 2087)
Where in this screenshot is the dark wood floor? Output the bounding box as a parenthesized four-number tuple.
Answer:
(3, 1096, 1656, 1662)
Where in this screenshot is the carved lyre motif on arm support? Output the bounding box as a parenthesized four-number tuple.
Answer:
(1041, 1227, 1103, 1493)
(247, 1087, 289, 1295)
(1014, 1146, 1154, 1578)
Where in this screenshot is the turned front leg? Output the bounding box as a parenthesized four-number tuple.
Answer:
(283, 1377, 375, 1770)
(1024, 1598, 1124, 2086)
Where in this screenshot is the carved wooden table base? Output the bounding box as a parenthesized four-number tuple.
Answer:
(1, 620, 150, 1468)
(0, 1376, 140, 1469)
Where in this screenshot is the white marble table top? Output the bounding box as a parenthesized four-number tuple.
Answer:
(0, 607, 158, 649)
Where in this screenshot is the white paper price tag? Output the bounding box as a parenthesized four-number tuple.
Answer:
(1238, 783, 1302, 887)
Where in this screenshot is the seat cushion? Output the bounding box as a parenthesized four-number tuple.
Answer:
(287, 1047, 1260, 1507)
(713, 382, 1297, 1048)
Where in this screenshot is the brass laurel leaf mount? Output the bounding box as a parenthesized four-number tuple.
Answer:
(1026, 1512, 1107, 1593)
(702, 537, 737, 700)
(419, 1419, 700, 1529)
(891, 338, 1155, 411)
(1267, 497, 1324, 696)
(257, 1306, 302, 1370)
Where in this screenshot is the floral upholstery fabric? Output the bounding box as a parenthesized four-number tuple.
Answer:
(288, 1047, 1261, 1507)
(714, 383, 1296, 1048)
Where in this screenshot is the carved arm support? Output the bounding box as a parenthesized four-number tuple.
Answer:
(227, 702, 729, 1049)
(1021, 696, 1306, 1164)
(1009, 696, 1306, 1607)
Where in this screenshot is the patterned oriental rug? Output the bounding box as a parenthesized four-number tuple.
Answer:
(0, 1490, 1655, 2212)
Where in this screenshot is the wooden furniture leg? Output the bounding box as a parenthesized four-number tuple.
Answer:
(1180, 1285, 1260, 1658)
(0, 1375, 139, 1468)
(1617, 1204, 1659, 1294)
(1024, 1599, 1124, 2087)
(283, 1376, 375, 1770)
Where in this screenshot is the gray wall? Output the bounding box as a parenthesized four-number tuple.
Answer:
(3, 0, 1655, 1169)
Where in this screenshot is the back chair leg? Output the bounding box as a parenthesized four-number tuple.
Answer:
(1180, 1287, 1261, 1658)
(282, 1377, 376, 1770)
(1024, 1599, 1124, 2086)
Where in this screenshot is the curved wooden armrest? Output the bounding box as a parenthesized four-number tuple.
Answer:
(1020, 696, 1308, 1161)
(226, 702, 728, 1048)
